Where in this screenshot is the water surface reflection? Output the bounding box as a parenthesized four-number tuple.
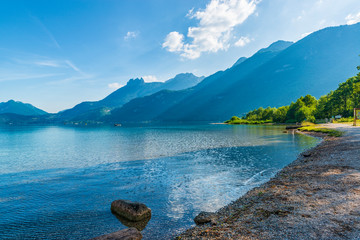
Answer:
(0, 124, 318, 239)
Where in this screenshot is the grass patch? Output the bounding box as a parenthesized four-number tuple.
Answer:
(301, 121, 316, 126)
(333, 118, 360, 125)
(298, 126, 343, 137)
(224, 119, 273, 125)
(334, 117, 354, 123)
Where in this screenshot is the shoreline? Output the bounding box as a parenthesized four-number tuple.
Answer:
(178, 124, 360, 239)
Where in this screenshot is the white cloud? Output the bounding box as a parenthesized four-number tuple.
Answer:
(142, 75, 160, 82)
(108, 82, 124, 89)
(162, 32, 185, 52)
(346, 12, 360, 25)
(235, 36, 251, 47)
(124, 31, 138, 40)
(163, 0, 258, 59)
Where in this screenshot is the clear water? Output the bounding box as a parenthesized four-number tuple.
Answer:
(0, 124, 318, 239)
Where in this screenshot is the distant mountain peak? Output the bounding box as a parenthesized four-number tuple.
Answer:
(257, 40, 294, 54)
(126, 78, 145, 86)
(174, 73, 196, 78)
(167, 73, 200, 82)
(0, 100, 47, 116)
(232, 57, 247, 67)
(164, 73, 204, 87)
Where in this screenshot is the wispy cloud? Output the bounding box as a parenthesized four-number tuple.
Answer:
(13, 58, 61, 67)
(124, 31, 139, 40)
(46, 74, 94, 86)
(30, 15, 61, 49)
(33, 60, 62, 67)
(14, 57, 84, 72)
(64, 60, 84, 74)
(235, 36, 251, 47)
(14, 58, 94, 85)
(163, 0, 259, 59)
(0, 73, 60, 82)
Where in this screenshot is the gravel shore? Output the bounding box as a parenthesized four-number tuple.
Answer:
(178, 124, 360, 240)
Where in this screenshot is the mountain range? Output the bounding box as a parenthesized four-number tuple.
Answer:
(106, 23, 360, 123)
(56, 73, 204, 121)
(2, 23, 360, 125)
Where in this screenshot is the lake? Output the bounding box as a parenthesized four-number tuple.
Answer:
(0, 124, 318, 239)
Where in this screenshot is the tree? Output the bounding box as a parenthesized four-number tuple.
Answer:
(273, 106, 289, 123)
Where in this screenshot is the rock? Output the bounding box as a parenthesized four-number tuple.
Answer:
(111, 200, 151, 222)
(114, 213, 151, 231)
(194, 211, 216, 225)
(302, 153, 311, 157)
(89, 227, 142, 240)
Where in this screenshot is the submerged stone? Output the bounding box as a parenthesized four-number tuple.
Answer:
(89, 227, 142, 240)
(114, 213, 151, 231)
(111, 200, 151, 222)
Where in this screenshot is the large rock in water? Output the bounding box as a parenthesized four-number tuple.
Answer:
(111, 200, 151, 222)
(89, 227, 142, 240)
(194, 211, 217, 225)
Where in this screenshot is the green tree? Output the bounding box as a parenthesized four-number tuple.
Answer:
(273, 106, 289, 123)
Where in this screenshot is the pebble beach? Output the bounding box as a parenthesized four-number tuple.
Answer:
(178, 124, 360, 240)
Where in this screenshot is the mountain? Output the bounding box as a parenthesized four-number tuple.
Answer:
(172, 23, 360, 121)
(105, 23, 360, 123)
(57, 73, 203, 120)
(107, 89, 194, 123)
(0, 100, 47, 116)
(257, 40, 294, 54)
(106, 40, 294, 123)
(232, 57, 247, 67)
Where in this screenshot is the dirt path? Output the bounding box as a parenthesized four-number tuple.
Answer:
(177, 124, 360, 240)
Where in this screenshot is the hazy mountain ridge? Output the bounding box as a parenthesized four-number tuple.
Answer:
(107, 89, 194, 123)
(0, 100, 48, 116)
(57, 73, 203, 121)
(104, 40, 295, 123)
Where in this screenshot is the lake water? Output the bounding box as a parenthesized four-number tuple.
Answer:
(0, 124, 318, 239)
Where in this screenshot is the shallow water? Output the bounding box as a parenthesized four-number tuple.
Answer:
(0, 124, 318, 239)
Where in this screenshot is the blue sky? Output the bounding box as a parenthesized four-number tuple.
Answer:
(1, 0, 360, 113)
